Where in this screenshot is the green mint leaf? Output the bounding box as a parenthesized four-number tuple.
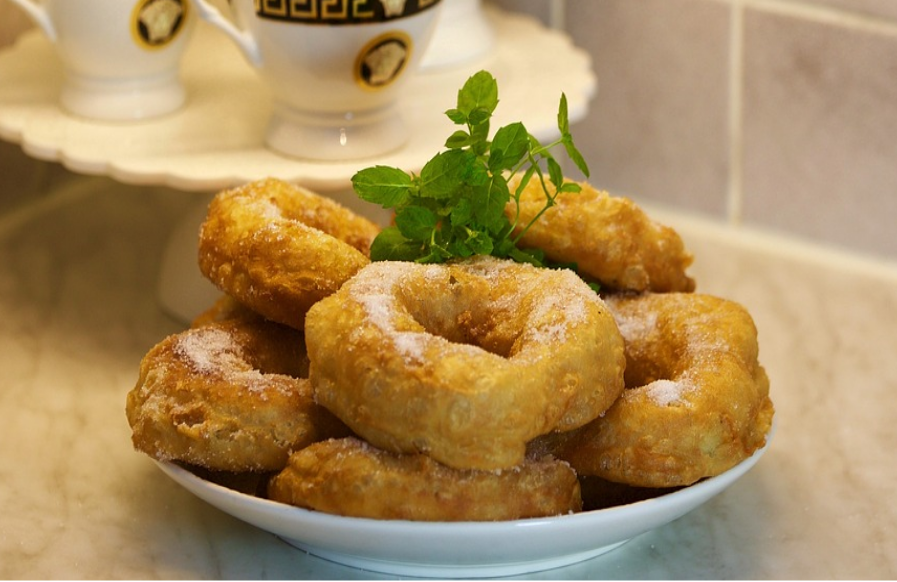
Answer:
(445, 130, 472, 149)
(445, 108, 467, 125)
(489, 122, 529, 172)
(473, 176, 511, 233)
(469, 120, 491, 152)
(352, 166, 413, 208)
(464, 157, 490, 187)
(468, 107, 493, 127)
(449, 196, 474, 227)
(457, 70, 499, 120)
(563, 133, 590, 178)
(369, 227, 423, 262)
(452, 228, 493, 257)
(513, 165, 539, 201)
(547, 156, 564, 193)
(446, 240, 474, 259)
(507, 246, 545, 267)
(419, 150, 473, 199)
(558, 93, 590, 177)
(558, 92, 571, 136)
(418, 238, 452, 263)
(395, 205, 438, 242)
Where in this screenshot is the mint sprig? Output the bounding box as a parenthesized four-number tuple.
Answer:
(351, 70, 590, 267)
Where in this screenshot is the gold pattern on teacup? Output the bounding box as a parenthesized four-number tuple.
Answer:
(131, 0, 189, 50)
(254, 0, 441, 24)
(354, 31, 412, 90)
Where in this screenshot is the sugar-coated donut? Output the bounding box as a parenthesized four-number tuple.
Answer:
(126, 317, 351, 472)
(505, 174, 695, 293)
(305, 256, 626, 471)
(537, 292, 774, 488)
(268, 437, 582, 521)
(189, 294, 262, 328)
(198, 178, 381, 330)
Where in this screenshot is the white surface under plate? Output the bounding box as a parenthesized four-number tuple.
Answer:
(0, 7, 595, 193)
(155, 434, 772, 578)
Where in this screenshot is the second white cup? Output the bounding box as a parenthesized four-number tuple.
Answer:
(190, 0, 443, 161)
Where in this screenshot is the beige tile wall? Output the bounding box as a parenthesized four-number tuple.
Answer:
(493, 0, 897, 262)
(2, 1, 896, 261)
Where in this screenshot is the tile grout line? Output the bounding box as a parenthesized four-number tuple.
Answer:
(727, 1, 745, 226)
(548, 0, 566, 30)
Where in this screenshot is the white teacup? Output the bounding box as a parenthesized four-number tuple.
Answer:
(190, 0, 443, 161)
(420, 0, 494, 72)
(6, 0, 196, 121)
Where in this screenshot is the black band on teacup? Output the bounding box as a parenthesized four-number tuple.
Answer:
(253, 0, 442, 24)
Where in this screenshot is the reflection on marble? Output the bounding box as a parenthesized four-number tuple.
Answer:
(1, 173, 896, 578)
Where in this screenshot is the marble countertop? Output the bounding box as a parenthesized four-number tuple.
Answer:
(1, 168, 896, 579)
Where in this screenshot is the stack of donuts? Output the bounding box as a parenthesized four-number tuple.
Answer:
(126, 176, 774, 521)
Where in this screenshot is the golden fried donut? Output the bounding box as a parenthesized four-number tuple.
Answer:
(190, 294, 263, 328)
(126, 318, 350, 472)
(577, 474, 682, 511)
(198, 178, 381, 330)
(539, 292, 774, 488)
(269, 437, 582, 521)
(505, 174, 695, 293)
(305, 255, 626, 471)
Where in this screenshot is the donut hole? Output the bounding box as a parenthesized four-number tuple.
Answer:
(412, 307, 517, 358)
(618, 312, 683, 389)
(241, 343, 310, 379)
(268, 192, 374, 256)
(393, 271, 520, 359)
(623, 361, 674, 389)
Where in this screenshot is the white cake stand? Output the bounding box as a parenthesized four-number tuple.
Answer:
(0, 6, 596, 321)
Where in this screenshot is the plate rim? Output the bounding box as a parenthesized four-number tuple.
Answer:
(152, 426, 774, 576)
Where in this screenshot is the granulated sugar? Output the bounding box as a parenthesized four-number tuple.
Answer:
(171, 327, 276, 395)
(641, 379, 693, 407)
(174, 327, 240, 375)
(349, 257, 603, 362)
(350, 264, 429, 363)
(524, 270, 594, 346)
(611, 306, 658, 343)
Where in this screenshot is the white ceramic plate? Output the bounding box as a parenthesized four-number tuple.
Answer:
(154, 432, 772, 578)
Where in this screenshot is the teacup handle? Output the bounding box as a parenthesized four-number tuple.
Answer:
(5, 0, 57, 42)
(188, 0, 262, 67)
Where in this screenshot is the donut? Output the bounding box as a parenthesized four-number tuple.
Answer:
(268, 437, 582, 521)
(505, 174, 696, 293)
(189, 294, 262, 328)
(577, 474, 683, 511)
(304, 255, 626, 471)
(535, 292, 774, 488)
(125, 317, 351, 472)
(198, 178, 381, 330)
